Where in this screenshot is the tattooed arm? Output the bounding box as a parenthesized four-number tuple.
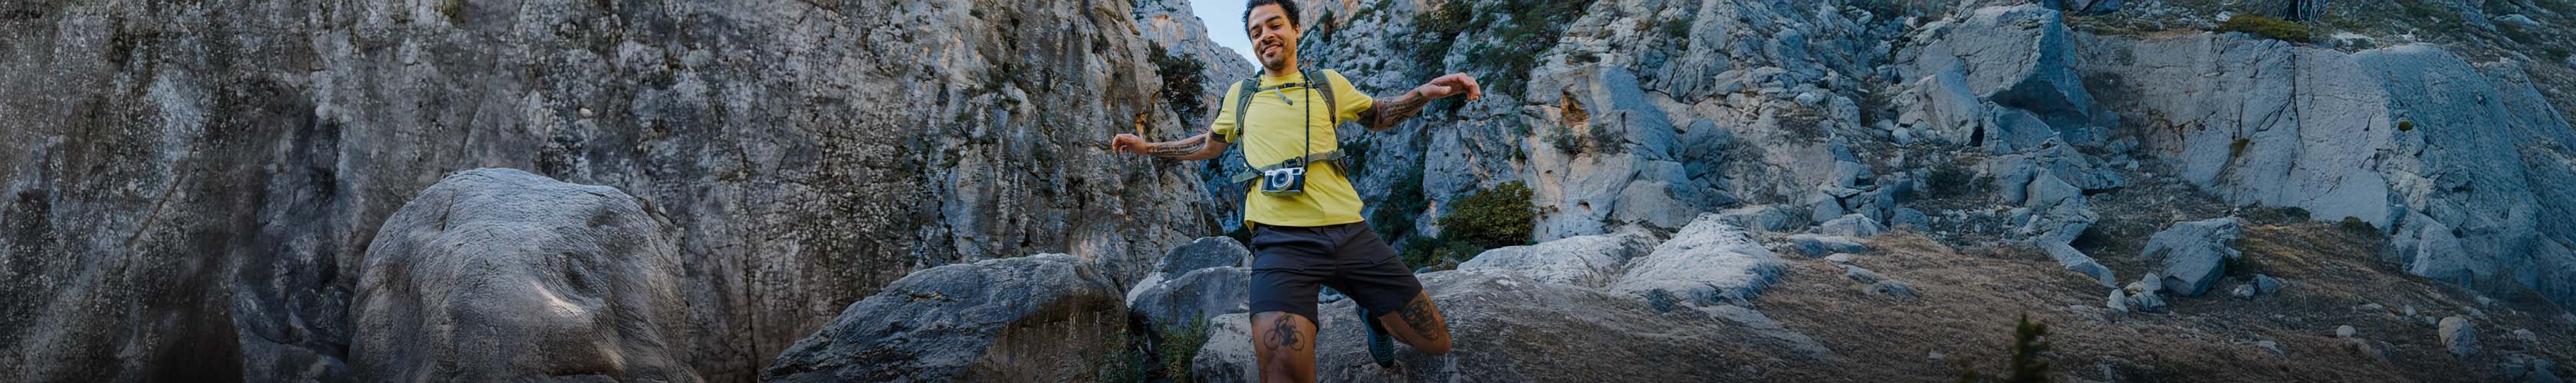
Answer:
(1110, 132, 1230, 161)
(1357, 73, 1484, 132)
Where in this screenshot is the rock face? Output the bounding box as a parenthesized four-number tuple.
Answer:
(0, 0, 1224, 381)
(2141, 218, 2247, 296)
(2083, 32, 2576, 307)
(351, 169, 698, 382)
(2439, 316, 2479, 358)
(1194, 270, 1829, 382)
(763, 254, 1122, 382)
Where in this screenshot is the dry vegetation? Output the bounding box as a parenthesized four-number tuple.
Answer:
(1739, 225, 2572, 382)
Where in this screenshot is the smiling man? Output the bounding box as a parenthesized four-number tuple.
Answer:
(1108, 0, 1480, 381)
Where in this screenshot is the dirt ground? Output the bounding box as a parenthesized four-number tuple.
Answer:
(1739, 225, 2574, 382)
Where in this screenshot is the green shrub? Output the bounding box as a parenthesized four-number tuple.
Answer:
(1957, 313, 2054, 383)
(2218, 14, 2313, 43)
(1156, 319, 1211, 381)
(1438, 181, 1537, 251)
(1927, 162, 1975, 198)
(1397, 235, 1486, 270)
(2339, 217, 2383, 237)
(2229, 137, 2251, 157)
(1089, 327, 1145, 382)
(1372, 167, 1428, 241)
(1148, 44, 1210, 119)
(2397, 120, 2414, 132)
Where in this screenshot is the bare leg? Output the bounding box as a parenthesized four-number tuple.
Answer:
(1250, 311, 1319, 382)
(1369, 290, 1452, 355)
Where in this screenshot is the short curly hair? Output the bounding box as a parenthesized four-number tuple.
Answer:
(1242, 0, 1301, 29)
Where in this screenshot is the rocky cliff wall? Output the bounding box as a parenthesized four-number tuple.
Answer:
(0, 0, 1230, 381)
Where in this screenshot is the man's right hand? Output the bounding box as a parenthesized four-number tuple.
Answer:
(1111, 133, 1147, 155)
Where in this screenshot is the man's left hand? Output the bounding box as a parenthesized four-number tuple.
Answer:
(1415, 73, 1482, 101)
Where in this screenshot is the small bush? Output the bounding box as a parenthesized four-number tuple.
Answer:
(1437, 181, 1537, 251)
(1371, 167, 1427, 241)
(1927, 162, 1976, 198)
(2397, 120, 2414, 132)
(2218, 14, 2313, 43)
(2229, 137, 2251, 157)
(1148, 44, 1210, 120)
(1089, 328, 1145, 382)
(1398, 235, 1487, 269)
(1957, 313, 2054, 383)
(2339, 217, 2383, 237)
(1156, 319, 1211, 381)
(1661, 18, 1691, 40)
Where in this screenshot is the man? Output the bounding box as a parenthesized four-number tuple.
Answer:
(1109, 0, 1479, 381)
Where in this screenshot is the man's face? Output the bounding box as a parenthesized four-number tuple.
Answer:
(1245, 4, 1298, 72)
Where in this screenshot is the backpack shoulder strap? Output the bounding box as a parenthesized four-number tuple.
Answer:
(1316, 69, 1340, 128)
(1231, 79, 1260, 139)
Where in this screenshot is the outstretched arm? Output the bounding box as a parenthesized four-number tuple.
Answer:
(1111, 132, 1230, 161)
(1357, 73, 1483, 132)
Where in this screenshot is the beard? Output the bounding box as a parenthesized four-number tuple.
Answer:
(1257, 41, 1291, 73)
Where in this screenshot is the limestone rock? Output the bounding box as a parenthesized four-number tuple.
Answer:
(1459, 229, 1659, 288)
(2142, 218, 2246, 296)
(1788, 234, 1872, 257)
(1611, 214, 1788, 309)
(1818, 214, 1888, 237)
(351, 169, 699, 382)
(1125, 267, 1251, 329)
(2438, 316, 2478, 358)
(764, 254, 1123, 382)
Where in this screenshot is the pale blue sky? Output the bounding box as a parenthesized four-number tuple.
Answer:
(1191, 0, 1261, 67)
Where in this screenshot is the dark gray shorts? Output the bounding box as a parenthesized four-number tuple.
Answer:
(1247, 221, 1424, 322)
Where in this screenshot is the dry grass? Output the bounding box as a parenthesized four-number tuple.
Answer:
(1740, 228, 2573, 382)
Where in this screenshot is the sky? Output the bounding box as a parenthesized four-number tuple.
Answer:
(1191, 0, 1262, 67)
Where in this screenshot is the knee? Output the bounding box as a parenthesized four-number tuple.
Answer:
(1414, 338, 1453, 355)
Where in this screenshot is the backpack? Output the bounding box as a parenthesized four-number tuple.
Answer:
(1224, 69, 1346, 185)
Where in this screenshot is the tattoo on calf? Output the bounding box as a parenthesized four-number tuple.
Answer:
(1264, 316, 1303, 351)
(1398, 298, 1444, 342)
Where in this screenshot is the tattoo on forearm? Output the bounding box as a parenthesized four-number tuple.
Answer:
(1144, 134, 1208, 158)
(1264, 317, 1303, 351)
(1399, 298, 1444, 342)
(1359, 90, 1431, 131)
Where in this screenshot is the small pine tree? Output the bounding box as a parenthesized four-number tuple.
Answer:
(1957, 313, 2053, 383)
(2005, 313, 2052, 383)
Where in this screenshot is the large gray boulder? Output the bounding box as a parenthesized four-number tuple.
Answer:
(1126, 237, 1254, 328)
(763, 254, 1123, 382)
(2141, 218, 2246, 296)
(2440, 316, 2479, 358)
(1194, 271, 1832, 382)
(1457, 229, 1658, 288)
(1609, 214, 1788, 308)
(351, 169, 698, 382)
(1900, 4, 2108, 149)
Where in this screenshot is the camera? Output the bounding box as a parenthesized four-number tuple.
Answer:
(1260, 161, 1307, 197)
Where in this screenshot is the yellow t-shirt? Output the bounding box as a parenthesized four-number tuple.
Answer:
(1212, 70, 1375, 228)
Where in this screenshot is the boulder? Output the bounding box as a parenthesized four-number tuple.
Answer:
(2439, 316, 2478, 358)
(1126, 267, 1251, 329)
(350, 169, 699, 383)
(2337, 325, 2358, 338)
(1152, 237, 1251, 280)
(2042, 241, 2118, 287)
(1843, 265, 1885, 283)
(1787, 234, 1871, 257)
(1125, 237, 1256, 327)
(1195, 271, 1834, 381)
(2256, 274, 2285, 294)
(2013, 169, 2097, 246)
(1716, 205, 1809, 233)
(1902, 4, 2106, 147)
(1458, 229, 1659, 288)
(1818, 214, 1888, 237)
(2141, 218, 2246, 296)
(1867, 281, 1922, 301)
(1611, 214, 1788, 309)
(764, 254, 1122, 382)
